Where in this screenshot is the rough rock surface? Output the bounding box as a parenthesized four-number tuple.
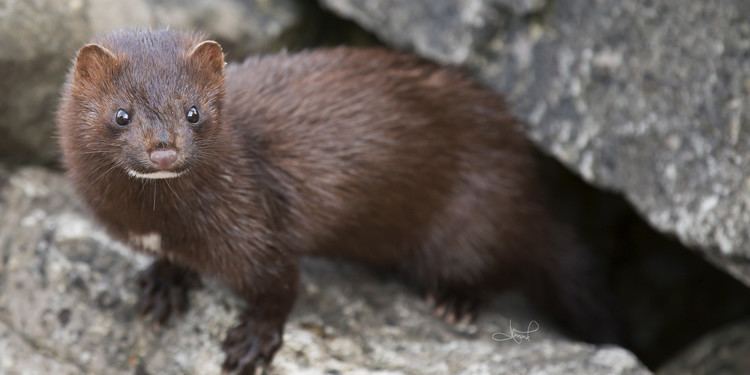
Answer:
(0, 0, 308, 165)
(0, 167, 649, 374)
(320, 0, 750, 286)
(660, 319, 750, 375)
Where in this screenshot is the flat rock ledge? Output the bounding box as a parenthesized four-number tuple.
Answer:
(0, 167, 648, 374)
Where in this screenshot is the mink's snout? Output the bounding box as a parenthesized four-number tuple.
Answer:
(149, 148, 178, 170)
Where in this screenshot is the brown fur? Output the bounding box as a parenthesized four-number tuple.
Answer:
(57, 30, 619, 373)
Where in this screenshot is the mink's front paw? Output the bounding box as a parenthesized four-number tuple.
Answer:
(221, 315, 283, 375)
(136, 259, 201, 324)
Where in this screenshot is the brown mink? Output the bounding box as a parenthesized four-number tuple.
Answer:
(57, 29, 620, 373)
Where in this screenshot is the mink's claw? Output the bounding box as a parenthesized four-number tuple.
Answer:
(221, 316, 282, 375)
(425, 289, 479, 326)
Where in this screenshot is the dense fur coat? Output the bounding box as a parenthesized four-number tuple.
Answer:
(57, 30, 618, 373)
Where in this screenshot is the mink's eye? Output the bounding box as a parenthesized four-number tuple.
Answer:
(114, 109, 131, 126)
(186, 106, 200, 123)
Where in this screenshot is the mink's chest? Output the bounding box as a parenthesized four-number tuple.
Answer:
(116, 223, 212, 265)
(126, 231, 165, 256)
(86, 175, 254, 266)
(95, 199, 209, 260)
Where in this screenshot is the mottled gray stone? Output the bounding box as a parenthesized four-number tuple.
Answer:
(492, 0, 547, 15)
(320, 0, 750, 286)
(660, 319, 750, 375)
(321, 0, 482, 64)
(0, 167, 649, 374)
(0, 0, 307, 165)
(0, 320, 82, 375)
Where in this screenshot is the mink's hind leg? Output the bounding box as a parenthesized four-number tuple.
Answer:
(411, 226, 494, 327)
(425, 286, 480, 325)
(136, 258, 202, 324)
(409, 247, 485, 326)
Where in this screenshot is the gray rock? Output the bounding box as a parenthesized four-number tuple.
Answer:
(0, 0, 308, 165)
(660, 319, 750, 375)
(491, 0, 547, 15)
(321, 0, 486, 64)
(319, 0, 750, 286)
(0, 167, 649, 374)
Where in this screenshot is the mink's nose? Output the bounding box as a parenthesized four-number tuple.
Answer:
(149, 149, 178, 170)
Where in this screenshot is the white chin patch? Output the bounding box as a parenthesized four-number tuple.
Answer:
(127, 169, 186, 180)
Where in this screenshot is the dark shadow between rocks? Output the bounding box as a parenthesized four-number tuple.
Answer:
(536, 151, 750, 370)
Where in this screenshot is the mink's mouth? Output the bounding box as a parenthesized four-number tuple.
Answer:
(126, 168, 188, 180)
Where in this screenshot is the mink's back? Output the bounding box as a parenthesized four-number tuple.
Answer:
(223, 48, 548, 272)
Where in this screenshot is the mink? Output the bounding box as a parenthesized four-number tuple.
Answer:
(57, 29, 620, 373)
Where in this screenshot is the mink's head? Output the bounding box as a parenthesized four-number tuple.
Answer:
(58, 29, 226, 180)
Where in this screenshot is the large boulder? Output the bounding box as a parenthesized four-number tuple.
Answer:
(0, 167, 649, 374)
(320, 0, 750, 286)
(0, 0, 309, 165)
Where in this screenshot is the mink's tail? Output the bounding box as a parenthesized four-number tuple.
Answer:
(521, 226, 624, 345)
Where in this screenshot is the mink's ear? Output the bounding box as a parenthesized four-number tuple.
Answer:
(188, 40, 225, 77)
(74, 44, 118, 83)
